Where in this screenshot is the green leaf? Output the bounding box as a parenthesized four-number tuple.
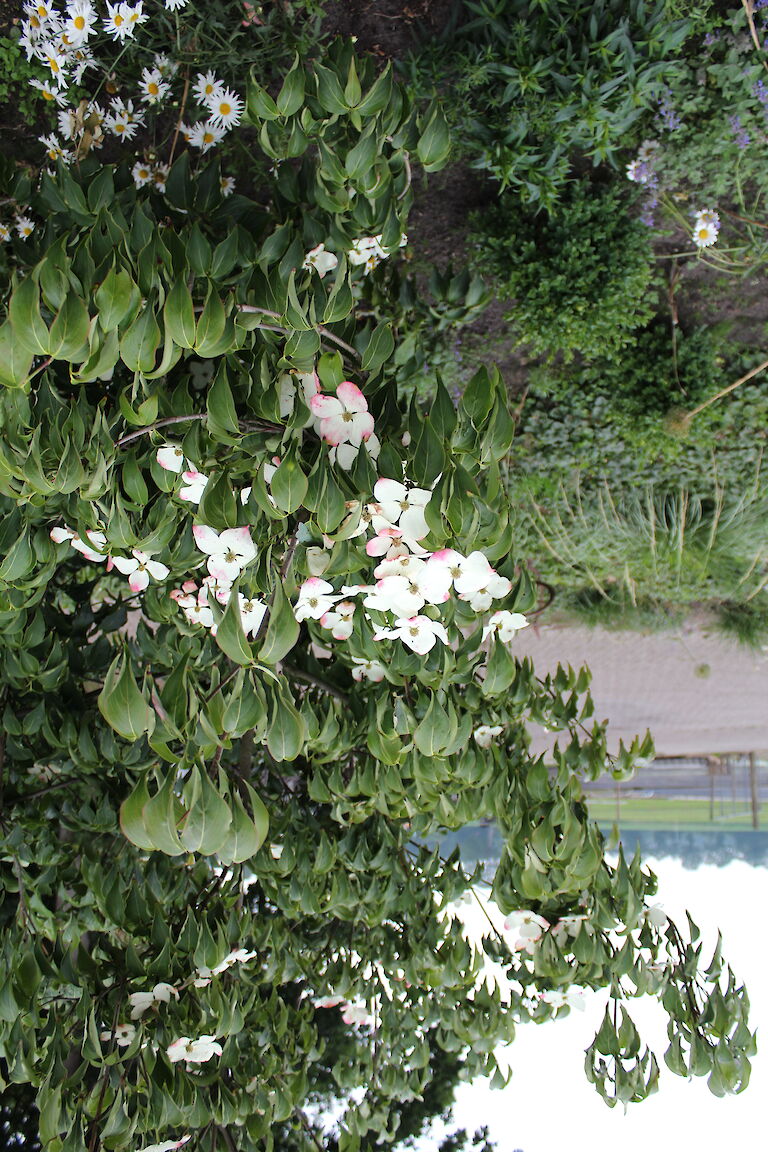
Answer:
(164, 278, 196, 349)
(120, 306, 161, 374)
(197, 471, 239, 531)
(179, 765, 233, 855)
(119, 775, 156, 851)
(215, 589, 254, 666)
(8, 277, 49, 356)
(194, 287, 227, 354)
(361, 322, 394, 374)
(277, 55, 305, 117)
(97, 653, 156, 741)
(94, 263, 135, 332)
(206, 363, 240, 441)
(314, 467, 346, 533)
(259, 581, 300, 664)
(0, 530, 33, 582)
(141, 770, 185, 856)
(314, 62, 348, 114)
(48, 294, 90, 361)
(417, 105, 451, 172)
(411, 418, 446, 488)
(481, 636, 517, 696)
(413, 694, 452, 756)
(0, 321, 33, 389)
(218, 784, 269, 864)
(248, 71, 280, 121)
(270, 447, 308, 514)
(266, 681, 305, 762)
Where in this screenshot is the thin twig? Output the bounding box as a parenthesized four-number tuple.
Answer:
(237, 305, 361, 361)
(168, 69, 190, 168)
(282, 663, 349, 703)
(116, 413, 209, 447)
(683, 356, 768, 423)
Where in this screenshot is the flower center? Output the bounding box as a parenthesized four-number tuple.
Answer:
(409, 626, 419, 637)
(114, 12, 123, 23)
(148, 82, 159, 95)
(42, 89, 54, 99)
(74, 14, 85, 27)
(219, 102, 231, 116)
(342, 411, 354, 422)
(224, 550, 238, 563)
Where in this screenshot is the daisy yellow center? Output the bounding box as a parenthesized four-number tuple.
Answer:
(219, 101, 231, 115)
(37, 5, 47, 14)
(114, 12, 123, 23)
(698, 228, 708, 239)
(42, 89, 54, 99)
(74, 14, 85, 27)
(49, 58, 59, 71)
(203, 132, 214, 143)
(205, 83, 214, 94)
(30, 14, 41, 26)
(148, 82, 159, 94)
(129, 11, 139, 20)
(115, 123, 125, 133)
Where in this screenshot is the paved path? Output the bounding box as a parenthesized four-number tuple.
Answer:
(513, 618, 768, 756)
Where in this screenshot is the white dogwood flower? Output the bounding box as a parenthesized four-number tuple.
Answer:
(482, 610, 529, 642)
(303, 243, 338, 278)
(166, 1035, 222, 1064)
(473, 724, 503, 748)
(192, 526, 256, 583)
(373, 614, 449, 654)
(294, 578, 340, 622)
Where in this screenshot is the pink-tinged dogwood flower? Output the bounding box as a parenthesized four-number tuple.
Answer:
(156, 442, 185, 473)
(373, 614, 449, 654)
(482, 610, 529, 642)
(192, 525, 256, 582)
(112, 550, 170, 592)
(371, 479, 432, 540)
(166, 1035, 222, 1064)
(70, 529, 110, 563)
(310, 382, 374, 447)
(341, 1000, 373, 1027)
(179, 469, 208, 503)
(364, 557, 451, 617)
(503, 911, 550, 955)
(171, 585, 215, 629)
(294, 578, 340, 621)
(319, 600, 355, 640)
(303, 243, 338, 278)
(330, 431, 380, 470)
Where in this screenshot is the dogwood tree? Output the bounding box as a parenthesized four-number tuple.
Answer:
(0, 40, 754, 1152)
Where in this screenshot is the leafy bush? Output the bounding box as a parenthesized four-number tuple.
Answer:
(536, 318, 727, 417)
(408, 0, 690, 209)
(469, 177, 655, 362)
(713, 599, 768, 650)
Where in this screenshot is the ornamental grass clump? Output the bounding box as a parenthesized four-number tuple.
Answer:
(469, 178, 655, 363)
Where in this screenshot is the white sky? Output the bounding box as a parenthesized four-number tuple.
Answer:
(419, 857, 768, 1152)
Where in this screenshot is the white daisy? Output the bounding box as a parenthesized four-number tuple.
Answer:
(31, 77, 68, 106)
(63, 0, 96, 43)
(39, 133, 67, 163)
(104, 113, 138, 141)
(0, 223, 11, 242)
(192, 70, 223, 106)
(139, 66, 170, 104)
(187, 120, 225, 152)
(692, 221, 718, 249)
(15, 216, 35, 239)
(132, 160, 153, 187)
(164, 0, 188, 8)
(153, 53, 178, 77)
(220, 175, 235, 197)
(206, 87, 244, 130)
(152, 164, 169, 193)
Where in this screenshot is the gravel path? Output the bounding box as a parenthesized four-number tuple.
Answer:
(514, 618, 768, 756)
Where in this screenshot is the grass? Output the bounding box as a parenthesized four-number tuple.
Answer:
(587, 795, 768, 831)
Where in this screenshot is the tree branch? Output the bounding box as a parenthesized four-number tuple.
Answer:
(115, 413, 209, 447)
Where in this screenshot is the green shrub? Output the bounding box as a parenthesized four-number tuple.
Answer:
(469, 177, 655, 362)
(408, 0, 690, 209)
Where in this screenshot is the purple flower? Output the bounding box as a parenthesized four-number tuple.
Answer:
(657, 90, 681, 132)
(729, 114, 750, 149)
(755, 79, 768, 105)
